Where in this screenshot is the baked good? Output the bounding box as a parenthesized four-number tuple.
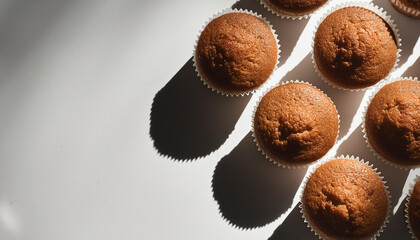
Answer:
(195, 12, 278, 94)
(408, 180, 420, 239)
(390, 0, 420, 19)
(302, 158, 388, 240)
(253, 82, 338, 166)
(365, 80, 420, 167)
(263, 0, 328, 16)
(314, 7, 398, 89)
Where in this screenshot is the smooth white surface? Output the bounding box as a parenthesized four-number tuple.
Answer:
(0, 0, 419, 239)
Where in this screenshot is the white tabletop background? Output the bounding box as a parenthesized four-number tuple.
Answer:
(0, 0, 419, 239)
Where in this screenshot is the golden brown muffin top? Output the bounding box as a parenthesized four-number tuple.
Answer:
(314, 7, 397, 89)
(196, 13, 277, 94)
(365, 80, 420, 166)
(409, 180, 420, 239)
(267, 0, 328, 15)
(303, 158, 388, 240)
(254, 83, 338, 166)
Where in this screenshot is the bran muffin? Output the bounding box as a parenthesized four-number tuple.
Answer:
(365, 80, 420, 167)
(390, 0, 420, 19)
(408, 180, 420, 239)
(195, 12, 278, 95)
(262, 0, 328, 17)
(253, 82, 338, 167)
(314, 7, 398, 89)
(302, 158, 389, 240)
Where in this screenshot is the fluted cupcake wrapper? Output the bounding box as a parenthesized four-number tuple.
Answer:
(361, 77, 420, 170)
(192, 8, 281, 97)
(259, 0, 331, 19)
(299, 155, 391, 240)
(405, 175, 420, 239)
(251, 80, 340, 169)
(390, 0, 420, 19)
(311, 1, 402, 91)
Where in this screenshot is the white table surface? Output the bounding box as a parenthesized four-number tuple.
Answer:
(0, 0, 419, 239)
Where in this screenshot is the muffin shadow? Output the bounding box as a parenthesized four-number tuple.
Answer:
(380, 199, 412, 240)
(336, 125, 410, 210)
(212, 132, 307, 229)
(268, 205, 318, 240)
(232, 0, 309, 63)
(282, 54, 366, 142)
(404, 57, 420, 77)
(150, 58, 251, 161)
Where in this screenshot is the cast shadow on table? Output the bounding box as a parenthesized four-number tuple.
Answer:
(269, 205, 318, 240)
(336, 125, 409, 210)
(404, 57, 420, 78)
(150, 0, 309, 161)
(374, 0, 420, 66)
(282, 54, 366, 141)
(150, 58, 251, 161)
(232, 0, 309, 63)
(212, 132, 307, 229)
(380, 199, 412, 240)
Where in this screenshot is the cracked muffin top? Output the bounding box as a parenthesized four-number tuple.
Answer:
(195, 12, 278, 94)
(408, 180, 420, 239)
(253, 82, 338, 166)
(314, 7, 397, 89)
(265, 0, 328, 16)
(303, 158, 388, 240)
(365, 80, 420, 166)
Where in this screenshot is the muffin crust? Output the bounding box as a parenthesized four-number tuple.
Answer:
(254, 82, 338, 166)
(266, 0, 328, 15)
(303, 158, 388, 240)
(314, 7, 397, 89)
(196, 13, 278, 94)
(365, 80, 420, 166)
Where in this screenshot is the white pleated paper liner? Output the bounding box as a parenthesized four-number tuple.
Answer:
(299, 155, 391, 240)
(405, 175, 420, 239)
(362, 77, 420, 170)
(311, 1, 402, 91)
(390, 0, 420, 19)
(192, 8, 281, 97)
(251, 80, 340, 169)
(259, 0, 330, 19)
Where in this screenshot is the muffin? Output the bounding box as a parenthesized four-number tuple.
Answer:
(262, 0, 328, 17)
(253, 82, 338, 167)
(195, 12, 278, 95)
(302, 158, 389, 240)
(365, 80, 420, 167)
(408, 179, 420, 239)
(390, 0, 420, 19)
(314, 7, 398, 89)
